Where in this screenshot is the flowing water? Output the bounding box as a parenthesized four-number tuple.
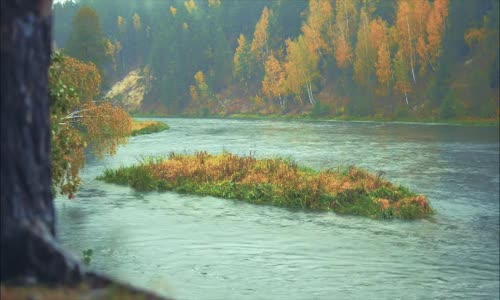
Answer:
(56, 118, 499, 300)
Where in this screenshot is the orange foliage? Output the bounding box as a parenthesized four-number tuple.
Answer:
(250, 6, 270, 63)
(81, 101, 132, 158)
(147, 153, 388, 196)
(127, 152, 431, 217)
(51, 115, 85, 198)
(377, 198, 391, 210)
(283, 36, 319, 101)
(50, 53, 132, 198)
(190, 84, 199, 102)
(396, 0, 448, 77)
(369, 18, 386, 51)
(354, 8, 376, 87)
(395, 0, 413, 67)
(262, 54, 285, 100)
(169, 6, 177, 16)
(464, 28, 487, 47)
(375, 43, 392, 93)
(302, 0, 333, 55)
(234, 34, 246, 67)
(424, 0, 448, 70)
(50, 55, 101, 103)
(184, 0, 197, 14)
(193, 70, 213, 110)
(333, 0, 358, 68)
(371, 19, 392, 92)
(133, 13, 141, 31)
(334, 36, 353, 68)
(117, 15, 126, 33)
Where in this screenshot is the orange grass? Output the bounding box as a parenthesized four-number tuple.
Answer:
(98, 152, 432, 219)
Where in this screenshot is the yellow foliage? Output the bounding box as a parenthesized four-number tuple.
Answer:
(104, 38, 115, 57)
(262, 53, 285, 99)
(49, 55, 101, 103)
(117, 16, 126, 33)
(194, 70, 205, 85)
(208, 0, 221, 8)
(170, 6, 177, 16)
(81, 101, 132, 159)
(333, 0, 357, 68)
(137, 152, 431, 217)
(184, 0, 197, 14)
(464, 28, 487, 48)
(190, 84, 199, 101)
(133, 13, 141, 31)
(250, 6, 270, 62)
(302, 0, 333, 54)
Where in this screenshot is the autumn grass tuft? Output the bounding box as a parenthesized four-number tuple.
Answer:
(97, 152, 432, 219)
(130, 120, 169, 136)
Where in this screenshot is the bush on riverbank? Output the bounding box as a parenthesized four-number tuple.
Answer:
(130, 120, 169, 136)
(97, 152, 432, 219)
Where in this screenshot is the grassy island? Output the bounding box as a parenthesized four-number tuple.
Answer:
(97, 152, 432, 219)
(130, 120, 169, 136)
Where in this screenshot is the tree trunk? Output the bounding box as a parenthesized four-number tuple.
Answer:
(0, 4, 170, 299)
(0, 0, 172, 299)
(0, 0, 83, 283)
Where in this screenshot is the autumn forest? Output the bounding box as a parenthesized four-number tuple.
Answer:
(2, 1, 498, 299)
(53, 0, 499, 121)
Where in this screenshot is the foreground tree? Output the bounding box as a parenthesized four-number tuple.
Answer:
(1, 0, 82, 283)
(0, 2, 167, 297)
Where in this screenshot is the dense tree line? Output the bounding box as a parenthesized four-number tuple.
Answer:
(53, 0, 499, 119)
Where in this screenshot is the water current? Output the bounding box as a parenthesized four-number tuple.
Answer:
(56, 118, 499, 300)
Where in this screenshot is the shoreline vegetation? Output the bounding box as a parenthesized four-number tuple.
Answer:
(131, 113, 499, 127)
(130, 120, 169, 136)
(97, 152, 432, 219)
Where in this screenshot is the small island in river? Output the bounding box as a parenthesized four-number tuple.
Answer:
(130, 120, 170, 136)
(98, 151, 432, 219)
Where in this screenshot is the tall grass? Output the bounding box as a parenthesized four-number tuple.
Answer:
(97, 151, 432, 219)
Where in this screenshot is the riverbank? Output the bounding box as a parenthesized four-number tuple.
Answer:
(130, 120, 169, 136)
(131, 112, 499, 127)
(97, 152, 432, 219)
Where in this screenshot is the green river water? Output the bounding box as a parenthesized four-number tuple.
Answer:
(56, 118, 499, 300)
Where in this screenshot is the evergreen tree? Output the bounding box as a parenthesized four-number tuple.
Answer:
(65, 6, 108, 72)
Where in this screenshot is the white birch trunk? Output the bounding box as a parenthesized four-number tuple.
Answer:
(406, 16, 417, 83)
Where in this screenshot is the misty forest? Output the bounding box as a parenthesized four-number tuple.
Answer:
(1, 0, 499, 299)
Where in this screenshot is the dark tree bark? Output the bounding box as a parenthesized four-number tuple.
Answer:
(1, 0, 83, 283)
(0, 3, 170, 298)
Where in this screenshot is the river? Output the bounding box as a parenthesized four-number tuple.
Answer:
(55, 118, 499, 300)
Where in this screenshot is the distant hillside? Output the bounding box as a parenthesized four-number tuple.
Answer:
(54, 0, 499, 120)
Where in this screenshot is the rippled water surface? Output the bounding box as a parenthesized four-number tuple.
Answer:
(56, 118, 499, 300)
